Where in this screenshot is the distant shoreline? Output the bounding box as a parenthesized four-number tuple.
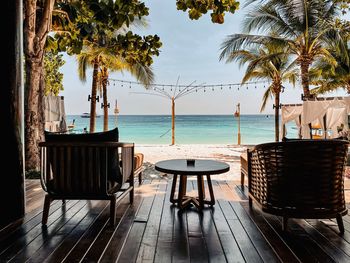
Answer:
(65, 115, 290, 145)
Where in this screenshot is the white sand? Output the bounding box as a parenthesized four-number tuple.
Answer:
(135, 144, 249, 181)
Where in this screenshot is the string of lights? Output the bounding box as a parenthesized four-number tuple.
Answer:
(107, 77, 270, 145)
(108, 78, 269, 93)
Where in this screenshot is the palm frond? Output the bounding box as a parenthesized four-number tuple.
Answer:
(283, 69, 299, 87)
(241, 70, 270, 83)
(225, 50, 258, 65)
(219, 34, 288, 61)
(260, 86, 272, 112)
(129, 64, 154, 87)
(76, 53, 90, 82)
(243, 4, 297, 38)
(314, 47, 337, 67)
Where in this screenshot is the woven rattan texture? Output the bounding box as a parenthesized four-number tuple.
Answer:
(248, 140, 349, 218)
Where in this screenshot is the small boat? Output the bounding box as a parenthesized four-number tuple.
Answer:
(80, 112, 100, 118)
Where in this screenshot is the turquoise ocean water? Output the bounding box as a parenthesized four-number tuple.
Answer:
(66, 115, 298, 145)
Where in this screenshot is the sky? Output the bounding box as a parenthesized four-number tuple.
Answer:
(60, 0, 348, 115)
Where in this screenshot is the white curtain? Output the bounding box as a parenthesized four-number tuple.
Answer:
(281, 105, 303, 138)
(44, 96, 66, 132)
(300, 98, 349, 139)
(301, 100, 332, 138)
(326, 106, 348, 138)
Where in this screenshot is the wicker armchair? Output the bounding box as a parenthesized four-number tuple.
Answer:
(247, 139, 349, 233)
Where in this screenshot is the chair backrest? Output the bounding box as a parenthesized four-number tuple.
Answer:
(248, 139, 349, 211)
(40, 127, 134, 198)
(40, 142, 134, 197)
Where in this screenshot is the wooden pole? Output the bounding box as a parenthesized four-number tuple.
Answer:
(1, 0, 25, 229)
(237, 103, 241, 145)
(171, 97, 175, 145)
(114, 99, 119, 127)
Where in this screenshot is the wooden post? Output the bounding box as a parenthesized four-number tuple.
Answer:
(114, 99, 119, 127)
(237, 103, 241, 145)
(171, 97, 175, 145)
(1, 0, 25, 229)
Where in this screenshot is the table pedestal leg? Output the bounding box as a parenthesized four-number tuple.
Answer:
(206, 175, 215, 206)
(197, 175, 205, 209)
(170, 174, 178, 204)
(170, 174, 216, 210)
(178, 175, 187, 209)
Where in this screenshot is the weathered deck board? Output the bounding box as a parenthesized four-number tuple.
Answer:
(1, 179, 350, 262)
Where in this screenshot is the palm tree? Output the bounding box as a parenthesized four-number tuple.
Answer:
(77, 45, 154, 132)
(222, 0, 341, 98)
(98, 57, 154, 131)
(309, 58, 350, 95)
(77, 47, 103, 133)
(309, 37, 350, 95)
(221, 41, 298, 141)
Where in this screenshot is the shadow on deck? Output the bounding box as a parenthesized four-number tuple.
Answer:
(1, 179, 350, 262)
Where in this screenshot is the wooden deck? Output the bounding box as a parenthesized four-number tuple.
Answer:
(1, 179, 350, 262)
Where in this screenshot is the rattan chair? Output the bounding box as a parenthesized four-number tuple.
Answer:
(247, 139, 349, 233)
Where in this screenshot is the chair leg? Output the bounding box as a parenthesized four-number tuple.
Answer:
(282, 217, 288, 231)
(249, 197, 253, 208)
(130, 186, 134, 204)
(42, 195, 51, 225)
(241, 172, 245, 190)
(110, 196, 116, 226)
(138, 171, 142, 185)
(336, 214, 345, 234)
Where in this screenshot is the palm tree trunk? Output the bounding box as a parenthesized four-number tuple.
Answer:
(300, 61, 311, 98)
(102, 79, 108, 131)
(25, 59, 43, 170)
(274, 92, 280, 142)
(89, 59, 99, 133)
(23, 0, 54, 170)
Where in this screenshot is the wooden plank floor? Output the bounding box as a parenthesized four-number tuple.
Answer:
(1, 179, 350, 262)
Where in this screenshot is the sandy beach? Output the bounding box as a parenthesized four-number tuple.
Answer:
(135, 144, 249, 181)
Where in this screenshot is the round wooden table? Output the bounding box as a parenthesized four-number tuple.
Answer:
(155, 159, 230, 210)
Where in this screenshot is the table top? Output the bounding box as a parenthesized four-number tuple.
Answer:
(155, 159, 230, 175)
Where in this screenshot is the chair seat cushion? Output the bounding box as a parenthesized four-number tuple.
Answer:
(119, 153, 144, 171)
(134, 153, 144, 170)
